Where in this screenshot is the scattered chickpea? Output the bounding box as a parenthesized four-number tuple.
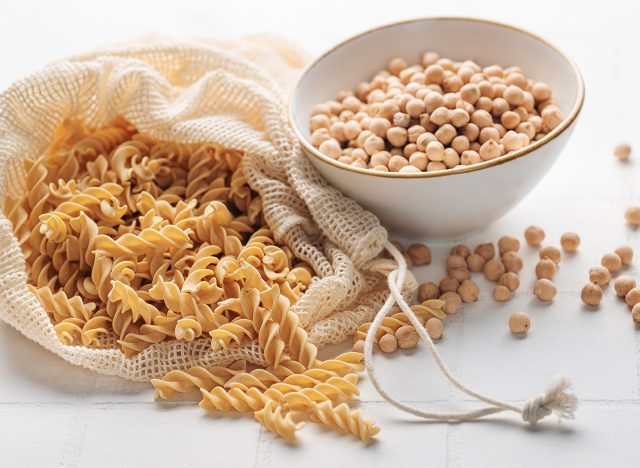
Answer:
(440, 291, 462, 315)
(493, 285, 511, 302)
(450, 244, 471, 258)
(425, 317, 444, 340)
(466, 253, 485, 272)
(614, 143, 631, 161)
(560, 232, 580, 253)
(625, 206, 640, 226)
(539, 246, 561, 264)
(498, 236, 520, 255)
(535, 258, 557, 280)
(614, 276, 637, 298)
(446, 254, 468, 272)
(524, 225, 545, 246)
(474, 243, 495, 261)
(439, 276, 460, 293)
(449, 268, 471, 282)
(581, 282, 603, 306)
(534, 278, 557, 301)
(418, 282, 440, 302)
(601, 252, 622, 273)
(509, 312, 531, 335)
(588, 266, 611, 286)
(396, 325, 420, 349)
(352, 340, 365, 354)
(625, 287, 640, 308)
(632, 303, 640, 326)
(458, 279, 480, 303)
(483, 259, 506, 281)
(378, 334, 398, 353)
(406, 243, 431, 266)
(614, 246, 634, 266)
(499, 272, 520, 292)
(501, 251, 523, 273)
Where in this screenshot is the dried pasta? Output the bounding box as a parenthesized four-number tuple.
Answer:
(6, 119, 381, 444)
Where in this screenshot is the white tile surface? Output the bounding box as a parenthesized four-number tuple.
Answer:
(2, 0, 640, 466)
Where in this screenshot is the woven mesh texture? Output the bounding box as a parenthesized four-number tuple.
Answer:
(0, 37, 416, 381)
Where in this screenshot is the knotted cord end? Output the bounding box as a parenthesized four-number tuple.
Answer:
(521, 377, 578, 425)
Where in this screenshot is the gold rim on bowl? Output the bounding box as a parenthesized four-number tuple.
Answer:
(289, 16, 585, 179)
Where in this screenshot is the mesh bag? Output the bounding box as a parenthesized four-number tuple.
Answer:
(0, 36, 416, 381)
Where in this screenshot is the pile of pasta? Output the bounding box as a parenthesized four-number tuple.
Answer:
(4, 119, 379, 443)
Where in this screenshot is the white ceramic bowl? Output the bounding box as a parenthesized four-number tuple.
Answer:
(290, 17, 585, 238)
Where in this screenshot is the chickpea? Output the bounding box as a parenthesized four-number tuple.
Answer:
(461, 150, 481, 165)
(379, 333, 398, 353)
(440, 276, 460, 293)
(319, 138, 344, 159)
(502, 251, 523, 273)
(499, 272, 520, 292)
(369, 151, 391, 167)
(406, 243, 431, 266)
(450, 244, 471, 258)
(614, 276, 637, 298)
(614, 143, 632, 161)
(504, 85, 525, 106)
(471, 109, 493, 129)
(524, 225, 545, 246)
(395, 325, 420, 349)
(427, 161, 446, 172)
(502, 130, 525, 152)
(581, 282, 603, 306)
(479, 139, 501, 161)
(364, 135, 385, 155)
(601, 252, 622, 273)
(458, 279, 480, 303)
(450, 108, 470, 127)
(625, 206, 640, 226)
(449, 268, 470, 283)
(479, 127, 500, 145)
(425, 140, 445, 161)
(498, 236, 520, 255)
(443, 148, 461, 168)
(408, 152, 428, 171)
(388, 155, 409, 172)
(534, 278, 557, 301)
(484, 258, 506, 281)
(531, 82, 552, 101)
(541, 105, 563, 130)
(475, 243, 496, 261)
(493, 285, 511, 302)
(589, 266, 611, 286)
(626, 287, 640, 307)
(539, 246, 561, 264)
(560, 232, 580, 252)
(535, 258, 557, 280)
(501, 111, 521, 130)
(466, 253, 485, 272)
(425, 65, 445, 84)
(509, 312, 531, 335)
(369, 118, 391, 138)
(615, 246, 634, 266)
(632, 304, 640, 326)
(418, 282, 440, 302)
(440, 291, 462, 315)
(425, 317, 444, 340)
(446, 254, 468, 271)
(460, 83, 481, 104)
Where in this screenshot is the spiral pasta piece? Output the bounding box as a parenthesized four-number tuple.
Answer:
(151, 361, 246, 400)
(254, 400, 304, 443)
(95, 225, 192, 257)
(209, 318, 255, 350)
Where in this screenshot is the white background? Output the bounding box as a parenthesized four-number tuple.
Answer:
(2, 1, 640, 467)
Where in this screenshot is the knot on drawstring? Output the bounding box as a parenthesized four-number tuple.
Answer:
(521, 377, 578, 425)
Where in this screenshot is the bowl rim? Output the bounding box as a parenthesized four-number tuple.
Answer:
(289, 16, 585, 179)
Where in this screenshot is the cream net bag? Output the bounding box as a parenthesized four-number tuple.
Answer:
(0, 36, 410, 381)
(0, 36, 577, 429)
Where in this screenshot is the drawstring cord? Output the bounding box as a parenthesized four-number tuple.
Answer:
(364, 241, 578, 425)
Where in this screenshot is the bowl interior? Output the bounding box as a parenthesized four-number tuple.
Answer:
(292, 18, 581, 149)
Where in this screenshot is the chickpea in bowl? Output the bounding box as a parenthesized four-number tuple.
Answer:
(289, 18, 584, 237)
